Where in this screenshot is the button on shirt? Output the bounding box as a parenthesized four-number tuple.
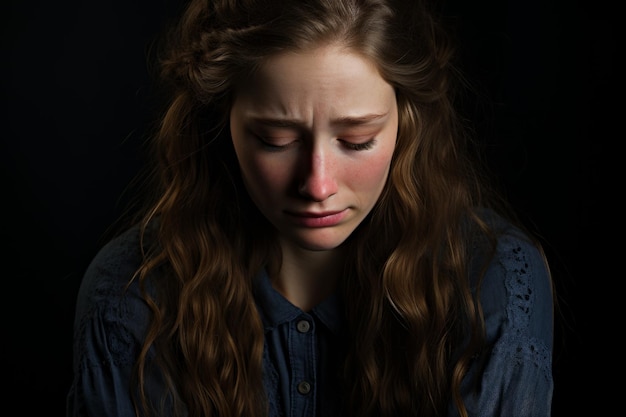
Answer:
(252, 269, 346, 417)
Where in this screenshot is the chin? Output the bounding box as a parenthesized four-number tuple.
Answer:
(290, 232, 351, 252)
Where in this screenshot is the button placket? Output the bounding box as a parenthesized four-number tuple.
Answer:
(289, 313, 316, 414)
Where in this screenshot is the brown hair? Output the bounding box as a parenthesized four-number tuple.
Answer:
(129, 0, 521, 416)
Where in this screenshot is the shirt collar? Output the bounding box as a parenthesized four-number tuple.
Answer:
(252, 268, 345, 335)
(253, 268, 303, 330)
(310, 291, 344, 335)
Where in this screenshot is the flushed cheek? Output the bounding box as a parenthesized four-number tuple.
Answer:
(241, 156, 293, 201)
(347, 154, 393, 199)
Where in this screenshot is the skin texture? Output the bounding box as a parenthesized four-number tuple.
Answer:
(230, 43, 398, 309)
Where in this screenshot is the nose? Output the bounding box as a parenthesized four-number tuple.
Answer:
(298, 146, 338, 201)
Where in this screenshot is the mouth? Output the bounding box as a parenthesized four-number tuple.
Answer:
(284, 209, 348, 227)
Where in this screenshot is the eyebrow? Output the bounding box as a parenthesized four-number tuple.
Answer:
(249, 112, 388, 129)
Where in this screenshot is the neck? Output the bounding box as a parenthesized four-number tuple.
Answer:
(272, 241, 346, 312)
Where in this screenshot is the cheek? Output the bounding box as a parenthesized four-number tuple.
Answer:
(240, 155, 292, 197)
(348, 150, 394, 193)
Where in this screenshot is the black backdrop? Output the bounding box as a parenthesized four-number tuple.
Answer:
(2, 0, 609, 415)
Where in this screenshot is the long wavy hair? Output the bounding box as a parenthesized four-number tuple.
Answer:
(128, 0, 521, 416)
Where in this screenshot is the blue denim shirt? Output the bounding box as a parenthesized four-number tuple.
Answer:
(253, 269, 346, 416)
(67, 220, 553, 416)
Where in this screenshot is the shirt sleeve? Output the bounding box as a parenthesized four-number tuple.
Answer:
(66, 227, 167, 417)
(451, 228, 554, 417)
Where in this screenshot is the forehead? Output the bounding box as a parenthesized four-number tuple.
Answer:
(234, 43, 394, 117)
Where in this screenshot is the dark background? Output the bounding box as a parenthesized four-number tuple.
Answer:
(2, 0, 609, 415)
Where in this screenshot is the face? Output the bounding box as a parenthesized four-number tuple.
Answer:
(230, 43, 398, 252)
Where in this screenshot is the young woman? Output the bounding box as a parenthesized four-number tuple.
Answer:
(67, 0, 554, 416)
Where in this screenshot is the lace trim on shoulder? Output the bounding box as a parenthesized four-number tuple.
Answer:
(491, 333, 552, 383)
(495, 236, 551, 380)
(75, 258, 144, 370)
(500, 239, 533, 331)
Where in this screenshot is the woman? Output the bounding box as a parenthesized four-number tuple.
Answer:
(67, 0, 554, 416)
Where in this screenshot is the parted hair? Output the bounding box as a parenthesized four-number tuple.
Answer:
(129, 0, 515, 416)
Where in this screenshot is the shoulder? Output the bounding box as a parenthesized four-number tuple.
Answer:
(474, 212, 553, 343)
(68, 223, 164, 416)
(72, 223, 155, 369)
(458, 212, 554, 416)
(75, 224, 148, 317)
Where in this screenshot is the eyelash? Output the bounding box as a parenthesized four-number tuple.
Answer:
(342, 139, 376, 151)
(255, 135, 376, 152)
(256, 136, 293, 151)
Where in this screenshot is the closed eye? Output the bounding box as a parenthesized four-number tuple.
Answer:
(254, 134, 297, 151)
(342, 138, 376, 151)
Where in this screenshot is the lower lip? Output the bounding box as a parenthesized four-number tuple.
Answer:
(287, 210, 348, 228)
